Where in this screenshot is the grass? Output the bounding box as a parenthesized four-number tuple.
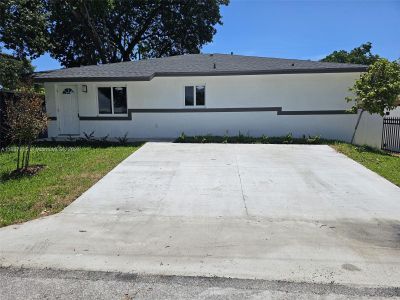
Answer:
(332, 143, 400, 187)
(0, 143, 142, 227)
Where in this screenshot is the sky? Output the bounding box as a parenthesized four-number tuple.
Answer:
(23, 0, 400, 71)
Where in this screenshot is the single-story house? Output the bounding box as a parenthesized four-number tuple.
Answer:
(35, 53, 394, 146)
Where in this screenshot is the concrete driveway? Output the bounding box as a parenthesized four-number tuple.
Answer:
(0, 143, 399, 287)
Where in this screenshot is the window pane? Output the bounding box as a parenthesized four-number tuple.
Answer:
(196, 86, 205, 106)
(185, 86, 194, 106)
(62, 88, 74, 94)
(113, 87, 127, 114)
(98, 87, 112, 114)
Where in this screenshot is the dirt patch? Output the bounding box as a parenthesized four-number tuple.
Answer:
(1, 165, 46, 181)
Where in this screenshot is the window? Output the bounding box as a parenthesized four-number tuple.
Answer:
(98, 87, 127, 115)
(113, 87, 127, 114)
(196, 86, 205, 106)
(98, 87, 112, 114)
(62, 88, 74, 95)
(185, 85, 205, 107)
(185, 86, 194, 106)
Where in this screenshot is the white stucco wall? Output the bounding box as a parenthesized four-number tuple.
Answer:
(352, 112, 383, 148)
(389, 107, 400, 117)
(44, 72, 391, 147)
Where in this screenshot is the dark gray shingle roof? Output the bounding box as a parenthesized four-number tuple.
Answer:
(35, 53, 367, 82)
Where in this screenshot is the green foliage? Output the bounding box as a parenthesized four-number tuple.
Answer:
(0, 53, 34, 91)
(179, 132, 186, 141)
(100, 134, 109, 142)
(117, 132, 129, 145)
(82, 131, 95, 142)
(321, 42, 380, 65)
(4, 92, 47, 169)
(0, 0, 49, 58)
(1, 0, 229, 67)
(261, 134, 269, 144)
(306, 135, 320, 144)
(283, 133, 293, 144)
(346, 59, 400, 116)
(175, 134, 328, 145)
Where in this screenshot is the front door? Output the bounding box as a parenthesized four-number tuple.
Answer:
(58, 86, 80, 135)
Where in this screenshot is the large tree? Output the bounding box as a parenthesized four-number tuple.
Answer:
(321, 42, 380, 65)
(0, 52, 34, 91)
(0, 0, 228, 67)
(0, 0, 49, 59)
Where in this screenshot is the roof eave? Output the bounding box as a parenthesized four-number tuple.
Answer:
(34, 75, 152, 83)
(34, 67, 367, 83)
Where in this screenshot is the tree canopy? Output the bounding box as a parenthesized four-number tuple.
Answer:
(0, 0, 48, 59)
(0, 52, 34, 91)
(321, 42, 380, 65)
(346, 59, 400, 116)
(0, 0, 229, 67)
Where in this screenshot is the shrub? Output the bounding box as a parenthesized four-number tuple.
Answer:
(306, 135, 321, 144)
(100, 134, 109, 142)
(283, 133, 293, 144)
(117, 132, 129, 145)
(81, 131, 95, 142)
(177, 132, 186, 142)
(261, 134, 269, 144)
(4, 92, 47, 170)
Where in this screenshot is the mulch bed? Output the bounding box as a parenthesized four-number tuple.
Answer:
(3, 165, 46, 180)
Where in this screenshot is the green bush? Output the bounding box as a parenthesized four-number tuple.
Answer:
(175, 133, 335, 145)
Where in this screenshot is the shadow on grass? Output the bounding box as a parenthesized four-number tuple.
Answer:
(0, 165, 46, 182)
(351, 144, 393, 156)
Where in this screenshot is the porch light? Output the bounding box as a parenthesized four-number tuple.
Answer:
(82, 85, 87, 93)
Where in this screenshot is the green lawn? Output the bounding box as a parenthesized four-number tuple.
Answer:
(0, 143, 141, 227)
(332, 143, 400, 187)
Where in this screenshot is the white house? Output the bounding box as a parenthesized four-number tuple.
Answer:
(35, 53, 389, 147)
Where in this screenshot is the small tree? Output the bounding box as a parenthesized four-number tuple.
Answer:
(346, 59, 400, 143)
(5, 92, 47, 170)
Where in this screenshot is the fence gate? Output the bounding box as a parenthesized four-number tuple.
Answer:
(381, 117, 400, 153)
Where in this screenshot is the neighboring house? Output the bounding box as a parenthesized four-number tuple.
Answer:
(35, 53, 390, 146)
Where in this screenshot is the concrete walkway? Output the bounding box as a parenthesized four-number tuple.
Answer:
(0, 143, 399, 288)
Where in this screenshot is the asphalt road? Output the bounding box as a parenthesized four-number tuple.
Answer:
(1, 267, 399, 300)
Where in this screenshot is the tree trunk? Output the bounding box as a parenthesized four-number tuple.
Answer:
(351, 109, 364, 144)
(21, 146, 26, 170)
(25, 142, 32, 168)
(16, 141, 21, 170)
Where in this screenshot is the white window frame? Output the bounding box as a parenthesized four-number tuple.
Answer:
(183, 84, 206, 107)
(96, 85, 128, 116)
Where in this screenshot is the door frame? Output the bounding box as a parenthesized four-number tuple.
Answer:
(56, 84, 80, 135)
